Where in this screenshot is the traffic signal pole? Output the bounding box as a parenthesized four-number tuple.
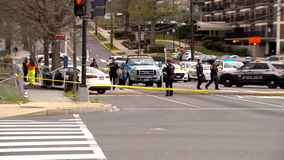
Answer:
(78, 16, 89, 102)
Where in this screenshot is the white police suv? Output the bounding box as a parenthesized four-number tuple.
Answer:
(220, 61, 284, 89)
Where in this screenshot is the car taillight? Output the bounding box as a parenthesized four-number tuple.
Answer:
(106, 76, 110, 78)
(86, 75, 97, 78)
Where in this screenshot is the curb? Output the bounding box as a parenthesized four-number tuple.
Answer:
(13, 105, 117, 118)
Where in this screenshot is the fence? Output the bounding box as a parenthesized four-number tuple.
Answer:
(0, 58, 24, 101)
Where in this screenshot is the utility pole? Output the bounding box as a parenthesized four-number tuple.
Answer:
(95, 17, 98, 35)
(190, 0, 195, 61)
(138, 0, 141, 54)
(110, 0, 113, 49)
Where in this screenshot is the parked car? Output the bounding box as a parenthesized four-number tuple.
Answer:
(218, 60, 244, 78)
(107, 56, 127, 65)
(187, 64, 211, 81)
(234, 56, 253, 64)
(256, 57, 269, 61)
(201, 55, 217, 64)
(39, 66, 111, 94)
(216, 55, 239, 65)
(179, 61, 197, 81)
(162, 63, 188, 82)
(269, 55, 284, 62)
(181, 51, 204, 61)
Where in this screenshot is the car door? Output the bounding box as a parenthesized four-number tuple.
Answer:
(236, 63, 255, 83)
(53, 68, 65, 88)
(40, 65, 52, 86)
(250, 63, 269, 83)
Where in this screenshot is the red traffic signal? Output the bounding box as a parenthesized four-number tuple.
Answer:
(74, 0, 86, 16)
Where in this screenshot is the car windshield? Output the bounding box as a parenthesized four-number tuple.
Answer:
(224, 62, 243, 68)
(129, 58, 155, 65)
(116, 57, 127, 61)
(86, 67, 105, 74)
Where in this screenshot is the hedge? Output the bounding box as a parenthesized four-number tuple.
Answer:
(215, 42, 223, 50)
(232, 46, 248, 56)
(201, 36, 223, 42)
(148, 44, 165, 53)
(203, 40, 212, 49)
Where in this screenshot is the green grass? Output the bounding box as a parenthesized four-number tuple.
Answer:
(93, 33, 108, 41)
(104, 43, 119, 50)
(146, 33, 174, 40)
(184, 46, 229, 56)
(64, 91, 102, 103)
(64, 91, 78, 102)
(0, 83, 28, 104)
(115, 52, 126, 55)
(89, 97, 101, 103)
(87, 23, 96, 31)
(150, 53, 172, 58)
(0, 51, 8, 57)
(0, 67, 12, 73)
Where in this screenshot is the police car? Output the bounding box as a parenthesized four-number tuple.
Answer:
(218, 60, 244, 78)
(219, 61, 284, 88)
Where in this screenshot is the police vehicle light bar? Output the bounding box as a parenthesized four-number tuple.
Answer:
(224, 59, 233, 62)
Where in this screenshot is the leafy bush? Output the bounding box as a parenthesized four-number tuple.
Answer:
(232, 46, 248, 56)
(203, 40, 212, 49)
(148, 44, 165, 53)
(201, 36, 223, 42)
(215, 42, 223, 50)
(222, 44, 232, 52)
(114, 31, 124, 38)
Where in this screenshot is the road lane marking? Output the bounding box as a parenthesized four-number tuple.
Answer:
(0, 124, 86, 127)
(149, 95, 202, 108)
(0, 132, 83, 135)
(0, 135, 93, 140)
(123, 107, 284, 111)
(0, 147, 100, 153)
(0, 141, 98, 147)
(73, 114, 106, 159)
(0, 128, 82, 131)
(0, 154, 105, 160)
(218, 95, 284, 109)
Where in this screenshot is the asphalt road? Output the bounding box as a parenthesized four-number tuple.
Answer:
(1, 93, 284, 160)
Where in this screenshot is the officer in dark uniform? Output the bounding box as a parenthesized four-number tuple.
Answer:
(205, 60, 220, 90)
(90, 58, 98, 68)
(163, 59, 175, 96)
(107, 59, 120, 90)
(196, 59, 203, 89)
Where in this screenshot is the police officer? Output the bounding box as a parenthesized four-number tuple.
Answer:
(205, 60, 220, 90)
(107, 59, 120, 90)
(90, 58, 98, 68)
(163, 59, 175, 96)
(196, 59, 203, 90)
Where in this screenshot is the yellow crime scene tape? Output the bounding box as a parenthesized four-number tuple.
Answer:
(14, 73, 284, 94)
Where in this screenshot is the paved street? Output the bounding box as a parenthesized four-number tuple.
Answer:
(1, 93, 284, 160)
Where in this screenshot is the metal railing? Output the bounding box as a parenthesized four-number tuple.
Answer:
(0, 59, 24, 100)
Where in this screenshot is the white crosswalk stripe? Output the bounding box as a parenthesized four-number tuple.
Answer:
(0, 114, 106, 160)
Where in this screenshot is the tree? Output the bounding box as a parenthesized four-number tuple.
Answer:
(129, 0, 177, 46)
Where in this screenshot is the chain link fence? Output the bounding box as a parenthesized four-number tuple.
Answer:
(0, 57, 24, 102)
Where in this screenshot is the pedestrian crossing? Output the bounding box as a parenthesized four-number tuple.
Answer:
(0, 114, 106, 160)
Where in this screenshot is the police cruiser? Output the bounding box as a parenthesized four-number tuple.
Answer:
(219, 61, 284, 89)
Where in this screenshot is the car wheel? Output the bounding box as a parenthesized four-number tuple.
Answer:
(184, 80, 187, 83)
(266, 77, 278, 89)
(279, 85, 284, 89)
(188, 75, 191, 82)
(97, 90, 106, 94)
(222, 76, 234, 87)
(236, 84, 244, 87)
(126, 75, 132, 86)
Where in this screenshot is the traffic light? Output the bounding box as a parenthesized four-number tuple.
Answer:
(90, 0, 106, 18)
(74, 0, 86, 16)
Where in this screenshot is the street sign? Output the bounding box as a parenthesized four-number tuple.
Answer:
(179, 47, 184, 52)
(56, 34, 65, 41)
(249, 37, 261, 43)
(166, 49, 171, 53)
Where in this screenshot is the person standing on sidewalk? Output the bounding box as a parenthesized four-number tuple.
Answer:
(196, 59, 203, 90)
(107, 59, 120, 90)
(13, 46, 18, 56)
(205, 60, 220, 90)
(26, 57, 37, 85)
(22, 57, 28, 82)
(90, 58, 98, 68)
(163, 59, 175, 96)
